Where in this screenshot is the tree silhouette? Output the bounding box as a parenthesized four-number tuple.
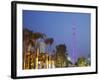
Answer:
(55, 44, 68, 67)
(44, 38, 54, 53)
(76, 57, 87, 67)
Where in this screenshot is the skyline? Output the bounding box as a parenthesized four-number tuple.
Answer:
(23, 10, 91, 63)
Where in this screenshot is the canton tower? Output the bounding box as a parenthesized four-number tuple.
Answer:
(72, 23, 78, 65)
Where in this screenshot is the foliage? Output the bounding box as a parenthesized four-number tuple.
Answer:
(55, 44, 68, 67)
(76, 57, 87, 67)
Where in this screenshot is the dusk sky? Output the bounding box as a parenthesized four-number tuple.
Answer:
(23, 10, 91, 63)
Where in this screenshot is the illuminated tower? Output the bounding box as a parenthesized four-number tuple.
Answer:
(72, 23, 77, 65)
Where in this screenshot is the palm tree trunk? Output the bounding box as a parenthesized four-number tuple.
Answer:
(36, 48, 39, 69)
(23, 54, 26, 69)
(46, 54, 49, 68)
(27, 53, 30, 69)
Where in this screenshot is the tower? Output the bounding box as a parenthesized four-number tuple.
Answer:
(72, 23, 77, 65)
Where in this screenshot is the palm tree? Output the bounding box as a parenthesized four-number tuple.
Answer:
(44, 38, 49, 68)
(47, 38, 54, 68)
(23, 28, 34, 69)
(44, 38, 54, 68)
(23, 28, 33, 54)
(32, 32, 44, 69)
(44, 38, 54, 53)
(49, 38, 54, 53)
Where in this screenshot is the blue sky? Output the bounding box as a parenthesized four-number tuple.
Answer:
(23, 10, 91, 63)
